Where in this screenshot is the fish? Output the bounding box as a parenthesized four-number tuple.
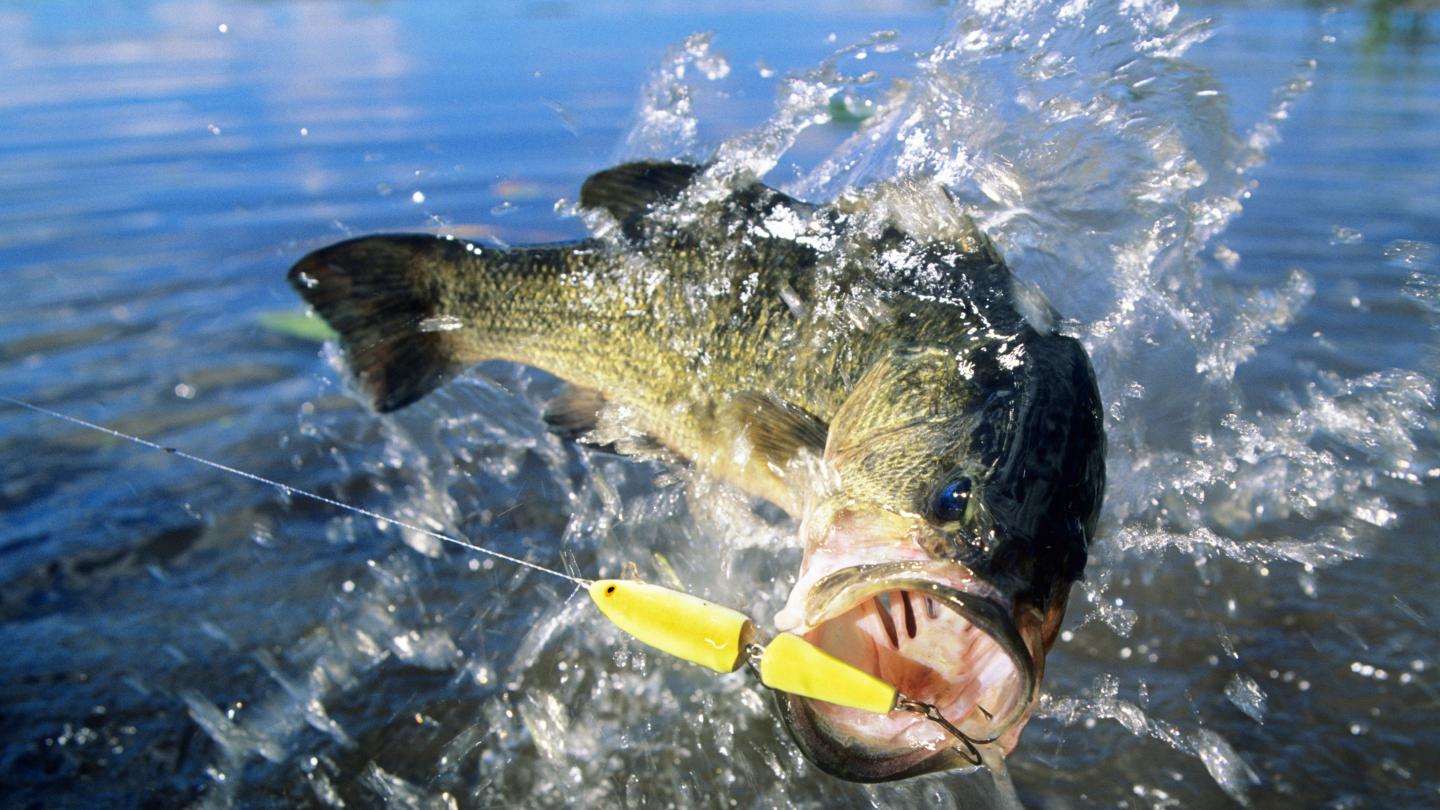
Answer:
(288, 160, 1106, 782)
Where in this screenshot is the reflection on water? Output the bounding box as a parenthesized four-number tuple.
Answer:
(0, 1, 1437, 807)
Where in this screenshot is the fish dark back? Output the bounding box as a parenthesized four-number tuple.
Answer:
(288, 161, 1105, 606)
(968, 330, 1105, 604)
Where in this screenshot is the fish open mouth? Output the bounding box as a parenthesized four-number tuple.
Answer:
(773, 563, 1038, 781)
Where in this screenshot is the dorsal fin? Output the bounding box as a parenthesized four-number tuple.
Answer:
(579, 161, 701, 226)
(834, 177, 1000, 262)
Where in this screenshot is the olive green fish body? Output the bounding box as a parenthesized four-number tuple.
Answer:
(289, 161, 1105, 782)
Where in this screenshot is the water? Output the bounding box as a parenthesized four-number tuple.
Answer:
(1, 0, 1437, 807)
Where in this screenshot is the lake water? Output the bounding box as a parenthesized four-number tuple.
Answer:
(1, 1, 1437, 807)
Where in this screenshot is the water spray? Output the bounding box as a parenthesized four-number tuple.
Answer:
(1, 396, 995, 766)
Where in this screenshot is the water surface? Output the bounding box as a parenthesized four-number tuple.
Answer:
(1, 1, 1437, 807)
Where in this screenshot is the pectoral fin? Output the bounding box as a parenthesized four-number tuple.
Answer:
(702, 392, 830, 512)
(723, 392, 828, 470)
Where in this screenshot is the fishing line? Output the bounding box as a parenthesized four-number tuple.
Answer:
(0, 395, 589, 587)
(1, 394, 1005, 761)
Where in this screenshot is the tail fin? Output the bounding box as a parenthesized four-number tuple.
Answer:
(288, 235, 469, 413)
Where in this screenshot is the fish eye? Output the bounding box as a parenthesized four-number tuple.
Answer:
(930, 477, 972, 523)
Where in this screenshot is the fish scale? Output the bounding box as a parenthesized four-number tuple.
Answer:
(289, 159, 1105, 781)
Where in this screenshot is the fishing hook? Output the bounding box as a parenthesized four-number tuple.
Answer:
(895, 695, 999, 767)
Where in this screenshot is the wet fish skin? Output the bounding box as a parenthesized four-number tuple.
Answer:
(289, 160, 1105, 781)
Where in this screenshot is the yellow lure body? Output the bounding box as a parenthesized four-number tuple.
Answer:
(759, 632, 898, 714)
(588, 579, 754, 673)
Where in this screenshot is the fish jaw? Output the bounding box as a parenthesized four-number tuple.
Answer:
(770, 508, 1044, 781)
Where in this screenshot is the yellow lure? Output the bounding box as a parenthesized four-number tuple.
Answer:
(588, 579, 755, 673)
(589, 579, 900, 715)
(759, 632, 898, 715)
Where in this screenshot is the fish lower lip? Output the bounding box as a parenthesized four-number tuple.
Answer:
(774, 564, 1038, 780)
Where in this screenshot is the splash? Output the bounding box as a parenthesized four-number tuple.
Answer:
(1044, 674, 1261, 804)
(616, 5, 1432, 546)
(590, 0, 1433, 801)
(179, 0, 1437, 806)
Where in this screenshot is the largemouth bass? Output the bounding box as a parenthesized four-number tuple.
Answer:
(289, 161, 1105, 782)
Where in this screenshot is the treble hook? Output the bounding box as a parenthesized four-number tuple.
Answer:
(736, 632, 1003, 768)
(895, 695, 999, 767)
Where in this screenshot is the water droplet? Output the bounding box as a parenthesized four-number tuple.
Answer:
(1225, 675, 1267, 723)
(1383, 239, 1438, 269)
(1213, 243, 1240, 269)
(411, 191, 426, 204)
(1191, 728, 1259, 804)
(1328, 225, 1363, 245)
(696, 50, 730, 80)
(417, 315, 464, 333)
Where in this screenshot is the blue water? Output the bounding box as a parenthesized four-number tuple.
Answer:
(1, 1, 1437, 807)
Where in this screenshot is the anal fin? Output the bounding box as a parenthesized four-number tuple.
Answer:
(543, 385, 607, 440)
(544, 385, 666, 457)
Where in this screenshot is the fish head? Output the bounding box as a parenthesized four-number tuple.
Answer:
(772, 336, 1105, 781)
